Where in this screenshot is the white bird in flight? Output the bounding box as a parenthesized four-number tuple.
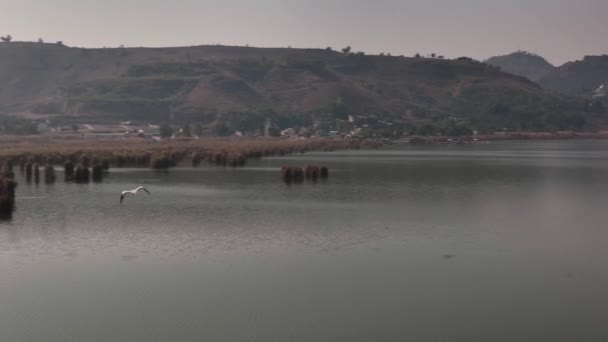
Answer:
(120, 186, 151, 204)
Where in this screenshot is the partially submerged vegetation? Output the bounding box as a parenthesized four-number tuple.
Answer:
(281, 165, 329, 183)
(0, 136, 377, 172)
(0, 160, 17, 218)
(0, 136, 377, 217)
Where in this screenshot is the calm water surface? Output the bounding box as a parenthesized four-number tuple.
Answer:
(1, 140, 608, 341)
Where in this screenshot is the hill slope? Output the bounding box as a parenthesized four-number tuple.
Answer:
(539, 55, 608, 95)
(485, 51, 555, 82)
(0, 42, 602, 133)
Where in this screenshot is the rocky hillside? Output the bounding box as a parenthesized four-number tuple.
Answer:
(485, 51, 555, 82)
(538, 55, 608, 95)
(486, 52, 608, 98)
(0, 42, 603, 133)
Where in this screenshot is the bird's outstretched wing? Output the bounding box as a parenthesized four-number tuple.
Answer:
(120, 193, 125, 204)
(137, 187, 151, 195)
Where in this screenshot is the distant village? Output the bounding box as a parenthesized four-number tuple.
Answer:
(36, 121, 163, 139)
(34, 118, 380, 140)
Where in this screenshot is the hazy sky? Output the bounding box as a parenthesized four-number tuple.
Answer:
(1, 0, 606, 65)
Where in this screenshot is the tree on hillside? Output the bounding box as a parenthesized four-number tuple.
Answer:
(160, 124, 173, 138)
(442, 121, 473, 137)
(56, 41, 64, 47)
(214, 122, 231, 137)
(0, 118, 38, 135)
(416, 123, 437, 136)
(182, 124, 191, 137)
(331, 97, 350, 120)
(341, 46, 351, 54)
(326, 47, 332, 51)
(193, 123, 203, 136)
(430, 53, 436, 58)
(457, 57, 474, 62)
(1, 34, 12, 43)
(37, 38, 44, 44)
(268, 126, 281, 137)
(414, 53, 421, 58)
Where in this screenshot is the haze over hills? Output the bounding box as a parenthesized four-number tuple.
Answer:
(0, 42, 604, 135)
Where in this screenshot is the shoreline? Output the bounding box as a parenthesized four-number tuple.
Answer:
(398, 131, 608, 144)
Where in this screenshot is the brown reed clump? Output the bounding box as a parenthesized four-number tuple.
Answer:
(19, 158, 25, 174)
(80, 154, 91, 168)
(150, 154, 175, 169)
(3, 159, 13, 172)
(25, 162, 33, 183)
(0, 137, 380, 176)
(0, 160, 17, 219)
(33, 163, 40, 184)
(281, 166, 293, 180)
(281, 166, 305, 183)
(136, 153, 152, 167)
(44, 155, 57, 165)
(304, 165, 320, 180)
(191, 152, 202, 167)
(92, 164, 103, 182)
(293, 167, 304, 182)
(249, 151, 263, 159)
(44, 164, 56, 184)
(282, 165, 329, 183)
(115, 155, 126, 168)
(64, 161, 75, 181)
(101, 159, 110, 171)
(0, 176, 17, 218)
(228, 153, 246, 167)
(320, 167, 329, 179)
(1, 160, 14, 179)
(209, 151, 228, 166)
(74, 165, 90, 183)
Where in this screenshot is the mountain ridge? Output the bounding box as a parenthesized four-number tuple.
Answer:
(486, 51, 608, 100)
(0, 42, 604, 134)
(485, 51, 555, 82)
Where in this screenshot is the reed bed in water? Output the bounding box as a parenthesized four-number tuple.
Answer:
(0, 137, 380, 170)
(0, 161, 17, 217)
(0, 137, 379, 216)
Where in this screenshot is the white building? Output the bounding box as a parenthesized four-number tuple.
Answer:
(593, 84, 606, 99)
(281, 128, 296, 137)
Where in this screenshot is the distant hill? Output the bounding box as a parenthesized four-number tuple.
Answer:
(486, 52, 608, 98)
(485, 51, 555, 82)
(0, 42, 603, 134)
(539, 55, 608, 95)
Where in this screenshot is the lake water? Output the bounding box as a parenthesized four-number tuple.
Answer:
(1, 140, 608, 341)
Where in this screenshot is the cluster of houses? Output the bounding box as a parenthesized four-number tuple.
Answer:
(37, 121, 161, 139)
(31, 111, 420, 140)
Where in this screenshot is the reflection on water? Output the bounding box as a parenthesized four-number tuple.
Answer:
(0, 209, 13, 222)
(1, 140, 608, 341)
